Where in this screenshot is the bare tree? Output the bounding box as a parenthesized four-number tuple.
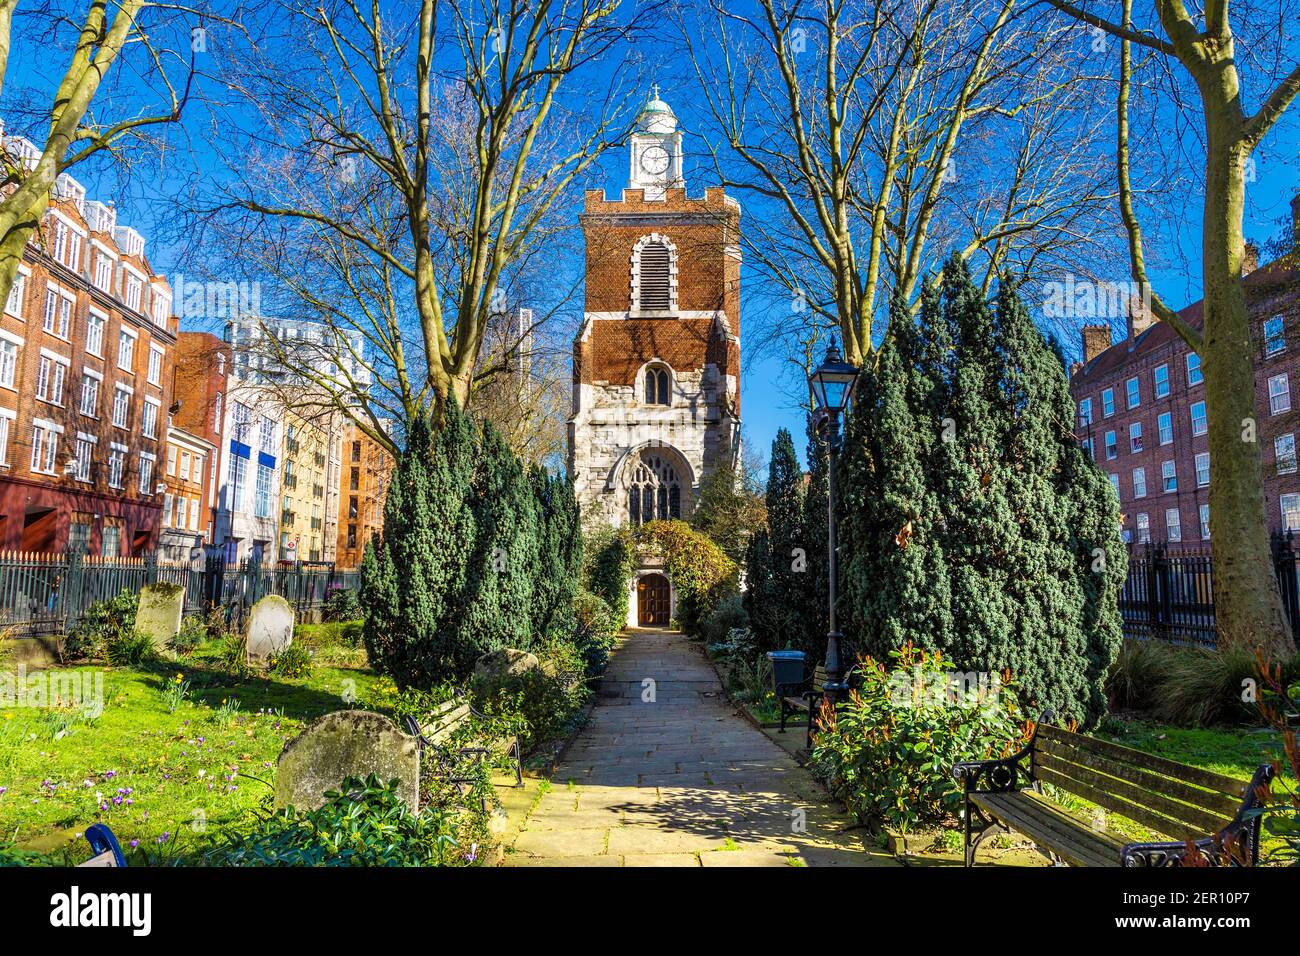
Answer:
(1049, 0, 1300, 656)
(193, 0, 660, 452)
(677, 0, 1118, 369)
(0, 0, 212, 307)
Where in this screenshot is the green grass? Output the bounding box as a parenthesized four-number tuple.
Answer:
(0, 641, 395, 859)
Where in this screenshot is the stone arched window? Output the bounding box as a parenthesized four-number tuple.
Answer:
(644, 364, 671, 405)
(627, 453, 682, 526)
(631, 233, 678, 314)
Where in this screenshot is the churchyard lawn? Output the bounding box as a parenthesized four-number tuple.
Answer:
(0, 639, 391, 859)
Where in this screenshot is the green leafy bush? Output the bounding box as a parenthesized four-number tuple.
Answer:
(573, 588, 617, 677)
(63, 589, 138, 662)
(107, 630, 157, 667)
(808, 644, 1029, 831)
(195, 774, 465, 866)
(700, 594, 749, 648)
(470, 642, 588, 751)
(633, 520, 739, 635)
(322, 587, 362, 622)
(268, 643, 315, 679)
(584, 524, 635, 628)
(172, 613, 211, 654)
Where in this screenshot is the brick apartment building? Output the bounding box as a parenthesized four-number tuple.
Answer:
(0, 165, 176, 556)
(335, 422, 392, 567)
(165, 332, 228, 564)
(1070, 197, 1300, 549)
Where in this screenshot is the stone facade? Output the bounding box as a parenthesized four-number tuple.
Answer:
(568, 95, 742, 625)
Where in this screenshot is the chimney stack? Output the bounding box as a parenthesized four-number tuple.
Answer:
(1242, 241, 1259, 276)
(1127, 293, 1155, 341)
(1081, 324, 1112, 364)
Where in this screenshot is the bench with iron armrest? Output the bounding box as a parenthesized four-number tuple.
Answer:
(78, 823, 127, 867)
(777, 663, 828, 749)
(404, 697, 523, 802)
(952, 714, 1274, 867)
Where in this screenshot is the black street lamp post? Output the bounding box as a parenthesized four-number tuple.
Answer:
(808, 337, 860, 707)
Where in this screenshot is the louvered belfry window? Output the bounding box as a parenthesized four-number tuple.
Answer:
(639, 241, 671, 310)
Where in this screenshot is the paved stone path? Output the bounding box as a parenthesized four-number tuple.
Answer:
(502, 629, 897, 867)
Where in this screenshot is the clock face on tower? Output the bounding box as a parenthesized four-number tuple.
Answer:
(640, 145, 670, 176)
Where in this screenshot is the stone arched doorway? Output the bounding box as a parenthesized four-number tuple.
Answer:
(635, 572, 672, 627)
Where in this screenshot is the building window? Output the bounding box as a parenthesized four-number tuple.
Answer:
(1132, 467, 1147, 499)
(4, 271, 24, 317)
(0, 413, 10, 465)
(1265, 315, 1285, 356)
(645, 365, 671, 405)
(1126, 376, 1140, 409)
(1129, 421, 1143, 453)
(352, 440, 361, 462)
(139, 456, 154, 495)
(43, 288, 72, 339)
(1135, 513, 1150, 544)
(94, 253, 114, 293)
(1195, 451, 1210, 488)
(1199, 503, 1211, 539)
(1078, 398, 1092, 426)
(1278, 434, 1298, 475)
(124, 274, 143, 312)
(1283, 495, 1300, 533)
(117, 329, 135, 371)
(350, 467, 359, 491)
(79, 374, 99, 417)
(164, 493, 174, 527)
(1166, 508, 1182, 542)
(36, 355, 67, 405)
(1104, 430, 1117, 460)
(1270, 374, 1290, 415)
(0, 339, 14, 390)
(112, 386, 130, 428)
(142, 400, 159, 439)
(1102, 388, 1114, 417)
(1108, 473, 1120, 498)
(102, 524, 121, 558)
(167, 445, 178, 476)
(1186, 352, 1203, 386)
(74, 437, 93, 481)
(1190, 400, 1208, 436)
(1157, 412, 1173, 446)
(86, 311, 105, 356)
(1081, 437, 1093, 460)
(627, 453, 682, 526)
(147, 346, 164, 385)
(1161, 459, 1177, 492)
(255, 463, 273, 518)
(107, 446, 125, 489)
(633, 236, 674, 312)
(259, 416, 275, 452)
(1153, 364, 1169, 398)
(228, 453, 247, 513)
(30, 425, 58, 474)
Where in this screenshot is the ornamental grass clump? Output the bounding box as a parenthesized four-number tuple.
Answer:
(808, 643, 1030, 831)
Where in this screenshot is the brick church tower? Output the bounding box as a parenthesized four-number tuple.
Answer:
(568, 91, 742, 627)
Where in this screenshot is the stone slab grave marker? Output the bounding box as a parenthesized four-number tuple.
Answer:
(275, 710, 420, 812)
(135, 582, 185, 652)
(246, 594, 294, 662)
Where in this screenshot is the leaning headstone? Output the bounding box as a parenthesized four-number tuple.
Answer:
(275, 710, 420, 812)
(471, 647, 543, 703)
(135, 582, 185, 652)
(246, 594, 294, 662)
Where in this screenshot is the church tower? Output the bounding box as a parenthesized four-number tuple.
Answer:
(568, 91, 742, 628)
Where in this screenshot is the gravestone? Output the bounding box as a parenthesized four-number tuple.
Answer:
(246, 594, 294, 661)
(135, 582, 185, 652)
(275, 710, 420, 812)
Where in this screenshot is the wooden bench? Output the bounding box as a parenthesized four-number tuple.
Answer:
(78, 823, 127, 867)
(952, 715, 1274, 867)
(404, 697, 523, 804)
(777, 663, 827, 749)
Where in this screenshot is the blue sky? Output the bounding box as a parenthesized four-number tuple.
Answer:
(7, 1, 1299, 474)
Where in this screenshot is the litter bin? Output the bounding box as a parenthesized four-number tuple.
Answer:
(767, 650, 807, 694)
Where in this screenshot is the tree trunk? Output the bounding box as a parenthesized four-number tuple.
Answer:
(1201, 104, 1297, 658)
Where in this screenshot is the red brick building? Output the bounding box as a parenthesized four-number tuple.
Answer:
(335, 422, 392, 568)
(1070, 199, 1300, 548)
(0, 173, 176, 555)
(568, 93, 742, 626)
(162, 333, 229, 561)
